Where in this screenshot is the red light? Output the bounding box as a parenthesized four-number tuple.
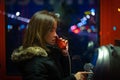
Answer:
(73, 28, 80, 34)
(70, 25, 80, 34)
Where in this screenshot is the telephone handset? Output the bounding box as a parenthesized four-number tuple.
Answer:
(56, 37, 67, 49)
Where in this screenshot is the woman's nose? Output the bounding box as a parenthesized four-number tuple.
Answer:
(55, 32, 58, 37)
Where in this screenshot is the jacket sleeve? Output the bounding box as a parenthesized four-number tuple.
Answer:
(22, 58, 48, 80)
(63, 74, 76, 80)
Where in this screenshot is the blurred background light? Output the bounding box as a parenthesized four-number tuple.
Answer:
(16, 12, 20, 16)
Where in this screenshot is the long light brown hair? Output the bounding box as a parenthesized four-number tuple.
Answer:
(23, 10, 59, 51)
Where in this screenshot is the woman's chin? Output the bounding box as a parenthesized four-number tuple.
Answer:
(49, 43, 56, 46)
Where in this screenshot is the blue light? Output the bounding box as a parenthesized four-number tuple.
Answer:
(77, 22, 83, 27)
(90, 8, 95, 16)
(90, 8, 95, 13)
(113, 26, 117, 31)
(90, 25, 95, 32)
(19, 24, 25, 30)
(77, 17, 87, 27)
(7, 25, 13, 30)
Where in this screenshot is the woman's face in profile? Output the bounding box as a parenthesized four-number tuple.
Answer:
(44, 21, 58, 46)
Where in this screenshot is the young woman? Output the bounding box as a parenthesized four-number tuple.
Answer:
(11, 10, 90, 80)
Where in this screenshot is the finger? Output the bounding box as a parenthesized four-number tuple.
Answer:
(81, 74, 85, 79)
(65, 40, 68, 43)
(59, 38, 65, 41)
(59, 37, 62, 40)
(80, 72, 93, 74)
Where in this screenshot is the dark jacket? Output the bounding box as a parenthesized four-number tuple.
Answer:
(11, 46, 76, 80)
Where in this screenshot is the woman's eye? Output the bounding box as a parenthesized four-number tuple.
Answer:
(50, 29, 54, 32)
(50, 28, 56, 32)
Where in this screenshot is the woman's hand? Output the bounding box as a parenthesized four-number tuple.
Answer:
(56, 37, 69, 56)
(74, 71, 93, 80)
(60, 37, 68, 56)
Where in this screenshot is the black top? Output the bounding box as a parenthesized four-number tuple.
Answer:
(13, 46, 76, 80)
